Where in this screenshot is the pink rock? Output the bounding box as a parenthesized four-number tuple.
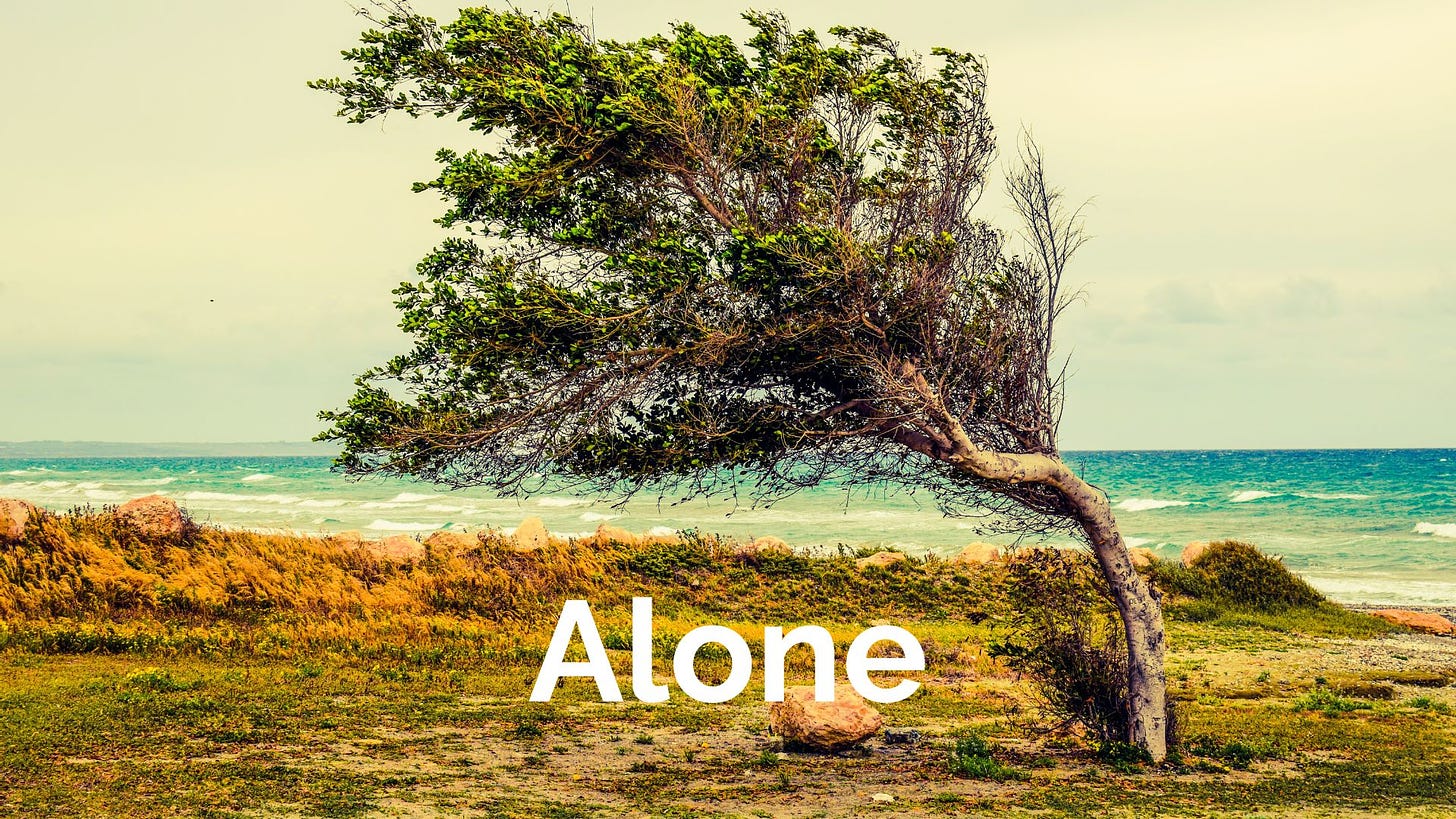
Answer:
(115, 495, 186, 539)
(769, 683, 884, 751)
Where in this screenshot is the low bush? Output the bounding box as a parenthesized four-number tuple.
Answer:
(990, 548, 1131, 748)
(1148, 541, 1323, 612)
(945, 735, 1027, 781)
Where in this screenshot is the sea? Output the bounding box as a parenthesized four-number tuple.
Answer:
(2, 448, 1453, 607)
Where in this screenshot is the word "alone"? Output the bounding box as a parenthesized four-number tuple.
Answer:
(530, 597, 924, 704)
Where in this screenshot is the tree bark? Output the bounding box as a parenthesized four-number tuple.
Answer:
(1063, 474, 1169, 762)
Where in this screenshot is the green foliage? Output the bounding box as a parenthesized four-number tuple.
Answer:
(945, 735, 1027, 781)
(1185, 734, 1284, 770)
(1148, 541, 1324, 613)
(1190, 541, 1324, 610)
(990, 549, 1130, 747)
(308, 3, 1069, 525)
(1292, 687, 1375, 717)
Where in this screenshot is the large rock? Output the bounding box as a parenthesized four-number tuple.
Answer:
(425, 530, 478, 553)
(769, 683, 884, 751)
(369, 534, 424, 561)
(115, 495, 187, 538)
(1, 498, 37, 540)
(1369, 609, 1456, 636)
(1180, 541, 1210, 566)
(742, 535, 791, 555)
(856, 551, 907, 571)
(1129, 546, 1156, 568)
(513, 517, 551, 552)
(329, 530, 364, 549)
(951, 542, 1000, 566)
(591, 523, 639, 547)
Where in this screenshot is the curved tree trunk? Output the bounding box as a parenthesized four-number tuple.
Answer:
(1063, 474, 1169, 761)
(938, 446, 1169, 760)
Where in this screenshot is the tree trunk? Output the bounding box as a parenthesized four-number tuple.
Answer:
(940, 447, 1170, 761)
(1065, 476, 1169, 761)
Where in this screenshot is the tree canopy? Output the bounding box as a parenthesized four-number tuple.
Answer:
(314, 3, 1079, 527)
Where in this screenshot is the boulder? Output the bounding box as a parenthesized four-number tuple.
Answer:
(115, 495, 186, 539)
(1129, 546, 1157, 568)
(1368, 609, 1456, 636)
(425, 530, 478, 553)
(591, 523, 639, 547)
(329, 530, 364, 549)
(369, 534, 424, 561)
(1181, 541, 1210, 566)
(855, 551, 907, 571)
(951, 542, 1000, 566)
(742, 535, 791, 555)
(1, 498, 38, 540)
(513, 516, 552, 552)
(769, 683, 884, 752)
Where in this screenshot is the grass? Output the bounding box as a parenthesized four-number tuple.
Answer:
(0, 507, 1452, 816)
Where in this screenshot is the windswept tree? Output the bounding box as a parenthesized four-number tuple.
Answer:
(312, 3, 1169, 758)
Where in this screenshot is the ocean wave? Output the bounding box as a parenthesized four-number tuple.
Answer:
(648, 526, 678, 537)
(359, 501, 410, 509)
(389, 492, 436, 503)
(537, 497, 589, 508)
(1124, 537, 1154, 548)
(365, 519, 445, 532)
(39, 481, 72, 489)
(1414, 522, 1456, 539)
(1115, 498, 1193, 512)
(84, 489, 124, 501)
(1229, 490, 1281, 503)
(181, 491, 301, 505)
(298, 499, 346, 508)
(241, 473, 272, 483)
(1296, 492, 1371, 500)
(580, 511, 620, 522)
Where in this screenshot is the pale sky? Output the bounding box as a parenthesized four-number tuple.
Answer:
(1, 0, 1452, 449)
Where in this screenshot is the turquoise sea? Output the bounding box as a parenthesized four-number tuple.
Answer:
(2, 449, 1453, 606)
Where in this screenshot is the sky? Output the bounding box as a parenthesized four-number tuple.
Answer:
(1, 0, 1452, 449)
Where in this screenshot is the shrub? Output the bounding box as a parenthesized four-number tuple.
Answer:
(1191, 541, 1323, 610)
(990, 548, 1131, 747)
(946, 736, 1027, 781)
(1292, 687, 1374, 717)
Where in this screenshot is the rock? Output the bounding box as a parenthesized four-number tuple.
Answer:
(742, 535, 791, 555)
(513, 516, 551, 552)
(369, 534, 424, 561)
(871, 793, 895, 804)
(1368, 609, 1456, 636)
(883, 727, 922, 745)
(1129, 546, 1157, 568)
(951, 542, 1000, 566)
(330, 530, 364, 549)
(1, 498, 37, 540)
(592, 523, 639, 547)
(855, 551, 907, 571)
(1181, 541, 1210, 566)
(115, 495, 186, 539)
(768, 683, 883, 752)
(425, 530, 478, 553)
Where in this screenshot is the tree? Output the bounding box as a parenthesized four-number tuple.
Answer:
(312, 2, 1169, 759)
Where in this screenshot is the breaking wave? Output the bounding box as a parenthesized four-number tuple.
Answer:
(365, 519, 445, 532)
(1229, 490, 1281, 503)
(1414, 522, 1456, 539)
(1115, 498, 1193, 512)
